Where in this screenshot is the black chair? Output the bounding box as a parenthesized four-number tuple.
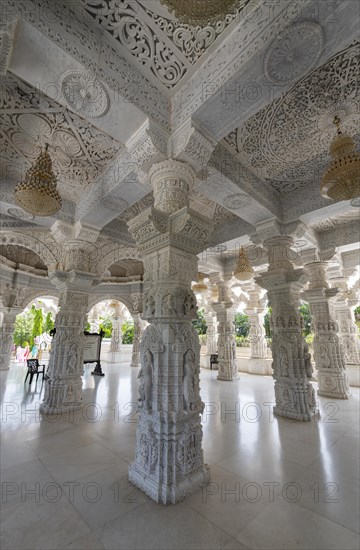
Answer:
(210, 354, 219, 370)
(24, 359, 46, 384)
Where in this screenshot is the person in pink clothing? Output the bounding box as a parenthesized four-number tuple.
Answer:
(23, 345, 30, 362)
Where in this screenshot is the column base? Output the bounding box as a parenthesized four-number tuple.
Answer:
(273, 405, 319, 422)
(317, 370, 351, 399)
(40, 402, 82, 415)
(217, 361, 238, 381)
(274, 380, 318, 422)
(41, 377, 82, 415)
(128, 463, 209, 505)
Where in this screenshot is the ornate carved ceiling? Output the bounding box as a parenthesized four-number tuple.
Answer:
(82, 0, 252, 93)
(223, 41, 360, 194)
(0, 1, 359, 281)
(0, 75, 122, 202)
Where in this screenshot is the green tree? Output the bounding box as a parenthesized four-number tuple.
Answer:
(31, 305, 43, 343)
(234, 312, 249, 337)
(354, 305, 360, 332)
(122, 320, 134, 344)
(43, 311, 55, 333)
(264, 307, 272, 338)
(192, 308, 207, 335)
(99, 314, 113, 338)
(13, 311, 33, 348)
(300, 302, 312, 336)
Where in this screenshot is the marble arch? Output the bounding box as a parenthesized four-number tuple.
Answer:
(20, 292, 59, 311)
(87, 295, 135, 315)
(94, 246, 141, 276)
(0, 231, 60, 270)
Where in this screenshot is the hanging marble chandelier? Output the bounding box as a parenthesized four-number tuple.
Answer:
(192, 272, 208, 293)
(234, 247, 254, 281)
(321, 116, 360, 201)
(14, 144, 62, 216)
(161, 0, 240, 26)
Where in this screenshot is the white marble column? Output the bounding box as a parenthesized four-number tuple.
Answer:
(244, 286, 269, 375)
(130, 313, 143, 368)
(257, 236, 317, 421)
(329, 276, 360, 386)
(213, 281, 238, 381)
(0, 307, 21, 370)
(204, 308, 217, 355)
(127, 159, 212, 504)
(41, 271, 94, 414)
(304, 262, 350, 399)
(110, 302, 123, 353)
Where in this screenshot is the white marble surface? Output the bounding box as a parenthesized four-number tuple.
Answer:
(1, 362, 359, 549)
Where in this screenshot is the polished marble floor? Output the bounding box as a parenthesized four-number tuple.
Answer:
(1, 362, 359, 550)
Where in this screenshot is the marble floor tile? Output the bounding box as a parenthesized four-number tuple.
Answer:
(235, 500, 360, 549)
(94, 501, 235, 550)
(1, 364, 359, 550)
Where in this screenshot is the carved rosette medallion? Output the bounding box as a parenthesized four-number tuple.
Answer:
(61, 71, 110, 118)
(264, 22, 324, 84)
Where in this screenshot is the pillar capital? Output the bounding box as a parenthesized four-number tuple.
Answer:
(149, 159, 195, 214)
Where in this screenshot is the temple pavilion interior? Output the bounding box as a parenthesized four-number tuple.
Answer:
(0, 1, 359, 549)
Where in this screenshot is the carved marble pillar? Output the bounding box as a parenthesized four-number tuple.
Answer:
(204, 308, 217, 355)
(40, 271, 95, 414)
(304, 262, 350, 399)
(130, 313, 142, 368)
(212, 281, 238, 381)
(330, 278, 360, 365)
(127, 159, 212, 504)
(0, 307, 21, 370)
(257, 236, 317, 421)
(329, 277, 360, 386)
(245, 288, 268, 360)
(110, 302, 123, 353)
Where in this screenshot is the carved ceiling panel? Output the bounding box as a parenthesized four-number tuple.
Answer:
(223, 41, 360, 194)
(311, 210, 360, 233)
(82, 0, 252, 92)
(0, 75, 122, 201)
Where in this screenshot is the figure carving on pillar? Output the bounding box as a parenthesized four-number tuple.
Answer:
(162, 294, 175, 316)
(279, 347, 289, 377)
(138, 348, 153, 411)
(183, 295, 196, 315)
(183, 348, 196, 412)
(145, 296, 155, 317)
